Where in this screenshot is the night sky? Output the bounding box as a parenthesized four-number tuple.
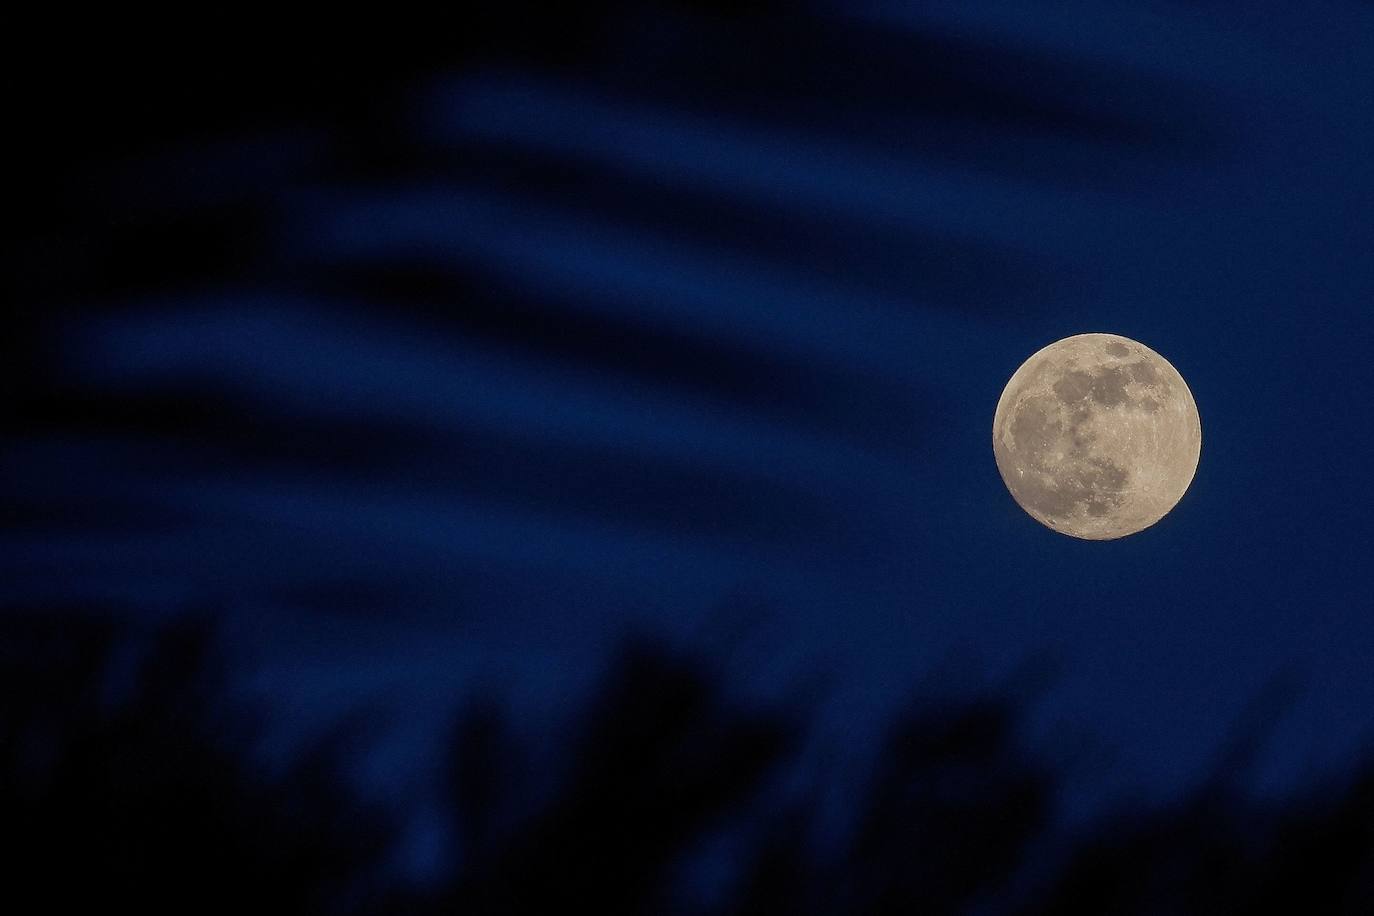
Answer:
(4, 1, 1373, 905)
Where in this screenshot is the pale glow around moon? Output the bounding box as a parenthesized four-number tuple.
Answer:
(992, 333, 1201, 540)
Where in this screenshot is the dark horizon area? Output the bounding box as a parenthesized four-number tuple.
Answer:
(4, 608, 1372, 913)
(4, 3, 1372, 912)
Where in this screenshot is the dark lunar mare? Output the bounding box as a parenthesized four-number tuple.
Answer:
(1000, 391, 1130, 523)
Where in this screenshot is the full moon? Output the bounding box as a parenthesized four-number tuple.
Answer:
(993, 333, 1201, 539)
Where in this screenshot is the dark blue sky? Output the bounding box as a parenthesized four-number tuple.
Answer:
(4, 0, 1372, 856)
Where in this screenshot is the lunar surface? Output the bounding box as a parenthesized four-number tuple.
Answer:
(993, 333, 1200, 539)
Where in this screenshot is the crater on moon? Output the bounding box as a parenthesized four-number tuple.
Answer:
(992, 333, 1201, 539)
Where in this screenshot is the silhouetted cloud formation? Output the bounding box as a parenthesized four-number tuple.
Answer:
(3, 612, 1369, 914)
(0, 612, 393, 914)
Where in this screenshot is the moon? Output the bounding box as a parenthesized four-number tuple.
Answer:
(992, 333, 1200, 539)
